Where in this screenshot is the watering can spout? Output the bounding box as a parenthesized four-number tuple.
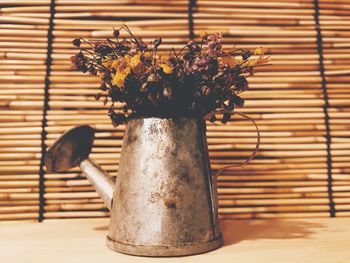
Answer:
(45, 125, 115, 210)
(79, 158, 114, 209)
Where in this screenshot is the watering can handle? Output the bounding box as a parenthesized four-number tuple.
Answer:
(205, 110, 261, 178)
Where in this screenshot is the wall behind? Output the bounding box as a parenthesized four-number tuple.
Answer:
(0, 0, 349, 221)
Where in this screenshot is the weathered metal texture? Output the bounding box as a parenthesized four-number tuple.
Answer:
(107, 118, 223, 256)
(80, 158, 115, 210)
(45, 125, 95, 173)
(45, 121, 223, 257)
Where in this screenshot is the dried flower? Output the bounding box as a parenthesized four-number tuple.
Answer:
(109, 109, 126, 127)
(100, 83, 107, 91)
(70, 52, 86, 71)
(199, 31, 209, 38)
(153, 38, 162, 48)
(159, 64, 172, 74)
(112, 64, 131, 88)
(72, 38, 81, 47)
(94, 42, 113, 55)
(242, 49, 253, 60)
(70, 25, 271, 126)
(254, 47, 264, 55)
(113, 29, 120, 38)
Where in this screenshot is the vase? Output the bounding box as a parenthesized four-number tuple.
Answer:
(106, 117, 223, 256)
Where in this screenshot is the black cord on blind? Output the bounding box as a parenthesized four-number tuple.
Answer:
(313, 0, 336, 217)
(188, 0, 196, 40)
(38, 0, 55, 222)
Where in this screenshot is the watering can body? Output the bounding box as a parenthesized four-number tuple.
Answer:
(45, 118, 223, 256)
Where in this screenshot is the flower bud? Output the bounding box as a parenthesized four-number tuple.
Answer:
(199, 31, 209, 38)
(72, 38, 81, 47)
(242, 49, 253, 60)
(113, 29, 120, 38)
(153, 37, 162, 48)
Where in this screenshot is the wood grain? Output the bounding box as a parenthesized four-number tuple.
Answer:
(0, 218, 349, 262)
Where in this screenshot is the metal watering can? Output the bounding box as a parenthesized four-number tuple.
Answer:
(45, 118, 223, 256)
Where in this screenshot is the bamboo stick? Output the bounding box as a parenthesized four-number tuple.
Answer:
(0, 213, 38, 221)
(221, 212, 330, 219)
(44, 211, 109, 218)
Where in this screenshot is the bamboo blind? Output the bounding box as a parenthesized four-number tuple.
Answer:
(0, 0, 349, 221)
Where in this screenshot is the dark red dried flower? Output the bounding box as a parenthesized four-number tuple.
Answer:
(153, 38, 162, 48)
(72, 38, 81, 47)
(94, 42, 113, 55)
(113, 29, 120, 38)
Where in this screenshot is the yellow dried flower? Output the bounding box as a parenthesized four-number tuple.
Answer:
(130, 53, 145, 76)
(130, 53, 141, 67)
(159, 63, 173, 74)
(254, 47, 264, 56)
(111, 59, 121, 69)
(112, 65, 131, 88)
(200, 31, 209, 38)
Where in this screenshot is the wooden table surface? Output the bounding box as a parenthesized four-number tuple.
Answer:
(0, 218, 349, 263)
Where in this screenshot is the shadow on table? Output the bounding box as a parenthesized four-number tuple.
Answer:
(220, 218, 325, 246)
(93, 218, 326, 247)
(94, 225, 109, 231)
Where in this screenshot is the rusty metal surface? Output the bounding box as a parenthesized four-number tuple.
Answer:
(45, 120, 223, 256)
(106, 234, 223, 257)
(80, 158, 115, 210)
(45, 125, 95, 173)
(107, 117, 223, 256)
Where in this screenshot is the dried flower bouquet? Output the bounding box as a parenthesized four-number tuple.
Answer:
(71, 25, 270, 126)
